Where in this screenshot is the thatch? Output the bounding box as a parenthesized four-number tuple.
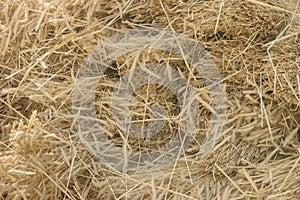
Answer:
(0, 0, 299, 199)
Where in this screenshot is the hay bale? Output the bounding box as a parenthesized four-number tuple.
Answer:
(0, 0, 299, 199)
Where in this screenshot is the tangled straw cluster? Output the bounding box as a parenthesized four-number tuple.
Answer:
(72, 28, 226, 172)
(0, 0, 299, 199)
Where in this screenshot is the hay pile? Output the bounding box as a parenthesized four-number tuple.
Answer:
(0, 0, 299, 199)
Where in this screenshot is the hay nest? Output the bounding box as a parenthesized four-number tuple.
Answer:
(0, 0, 299, 199)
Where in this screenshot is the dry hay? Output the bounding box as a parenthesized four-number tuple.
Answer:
(0, 0, 300, 199)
